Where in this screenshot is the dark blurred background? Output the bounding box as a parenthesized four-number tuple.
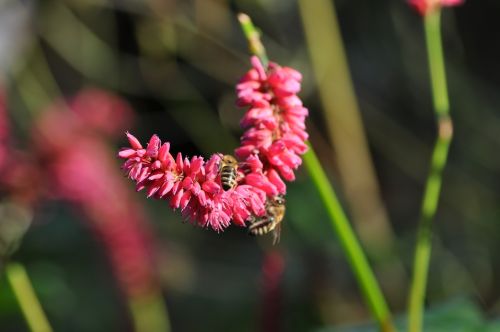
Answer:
(1, 0, 500, 331)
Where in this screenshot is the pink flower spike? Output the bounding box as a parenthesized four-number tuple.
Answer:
(120, 57, 309, 234)
(235, 57, 309, 198)
(118, 132, 269, 232)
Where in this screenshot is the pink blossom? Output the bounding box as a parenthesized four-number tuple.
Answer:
(70, 89, 134, 138)
(408, 0, 464, 15)
(119, 133, 267, 231)
(236, 56, 309, 191)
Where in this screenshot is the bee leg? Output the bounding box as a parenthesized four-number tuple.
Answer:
(247, 216, 257, 236)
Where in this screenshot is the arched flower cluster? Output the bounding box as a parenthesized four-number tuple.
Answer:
(119, 133, 266, 231)
(118, 56, 309, 231)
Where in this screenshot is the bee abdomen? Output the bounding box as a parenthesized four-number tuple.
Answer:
(221, 166, 237, 191)
(248, 216, 276, 236)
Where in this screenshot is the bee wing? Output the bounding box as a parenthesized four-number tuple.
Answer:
(272, 223, 281, 245)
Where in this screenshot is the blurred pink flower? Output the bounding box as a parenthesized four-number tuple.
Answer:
(0, 150, 42, 206)
(119, 133, 267, 231)
(260, 250, 285, 332)
(236, 56, 308, 189)
(0, 88, 8, 168)
(0, 88, 43, 206)
(70, 88, 134, 138)
(408, 0, 463, 15)
(33, 90, 161, 298)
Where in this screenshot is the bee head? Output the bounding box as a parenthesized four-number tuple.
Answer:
(273, 194, 286, 205)
(222, 155, 238, 165)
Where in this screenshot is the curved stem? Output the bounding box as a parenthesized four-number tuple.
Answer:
(408, 10, 453, 332)
(304, 147, 395, 332)
(237, 14, 395, 331)
(6, 263, 53, 332)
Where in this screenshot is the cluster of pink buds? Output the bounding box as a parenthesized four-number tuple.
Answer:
(119, 134, 266, 231)
(236, 56, 308, 189)
(119, 56, 309, 232)
(408, 0, 463, 15)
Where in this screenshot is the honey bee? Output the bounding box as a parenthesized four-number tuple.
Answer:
(220, 155, 239, 191)
(248, 194, 286, 245)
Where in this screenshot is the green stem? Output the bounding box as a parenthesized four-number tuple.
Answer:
(237, 13, 395, 331)
(5, 263, 53, 332)
(237, 13, 269, 67)
(408, 10, 453, 332)
(304, 147, 395, 332)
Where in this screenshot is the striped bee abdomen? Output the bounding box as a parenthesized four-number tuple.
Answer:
(219, 155, 239, 191)
(221, 165, 237, 191)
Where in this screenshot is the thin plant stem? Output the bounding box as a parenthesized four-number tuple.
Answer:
(237, 13, 268, 68)
(237, 13, 395, 332)
(5, 263, 53, 332)
(303, 147, 395, 332)
(408, 10, 453, 332)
